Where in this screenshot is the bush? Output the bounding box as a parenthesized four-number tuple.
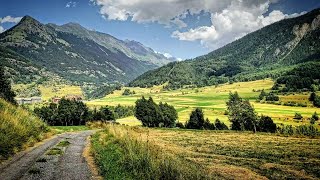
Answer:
(175, 122, 185, 128)
(265, 93, 279, 101)
(309, 92, 316, 101)
(122, 89, 135, 96)
(185, 108, 205, 129)
(277, 125, 294, 136)
(214, 119, 229, 130)
(295, 125, 319, 137)
(293, 113, 303, 120)
(203, 118, 215, 130)
(257, 116, 276, 133)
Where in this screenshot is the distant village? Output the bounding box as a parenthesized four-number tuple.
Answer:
(16, 94, 83, 105)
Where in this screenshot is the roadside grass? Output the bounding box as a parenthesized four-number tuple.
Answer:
(51, 126, 90, 133)
(91, 125, 208, 180)
(57, 140, 70, 147)
(0, 98, 50, 160)
(46, 147, 63, 155)
(93, 125, 320, 179)
(87, 79, 320, 128)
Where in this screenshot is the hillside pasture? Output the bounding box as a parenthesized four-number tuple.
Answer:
(88, 79, 320, 127)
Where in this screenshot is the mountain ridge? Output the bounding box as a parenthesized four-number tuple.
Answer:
(0, 15, 177, 85)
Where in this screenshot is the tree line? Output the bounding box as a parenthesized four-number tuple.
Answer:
(34, 100, 133, 126)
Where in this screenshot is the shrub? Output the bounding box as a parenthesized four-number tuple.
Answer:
(293, 113, 303, 120)
(277, 125, 294, 136)
(203, 118, 215, 130)
(295, 125, 319, 137)
(309, 92, 316, 101)
(185, 108, 205, 129)
(265, 93, 279, 101)
(257, 116, 276, 133)
(214, 119, 229, 130)
(175, 122, 185, 128)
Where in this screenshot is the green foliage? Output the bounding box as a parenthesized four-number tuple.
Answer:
(265, 93, 279, 101)
(0, 98, 48, 158)
(258, 89, 267, 101)
(83, 84, 121, 100)
(34, 98, 90, 126)
(185, 108, 205, 129)
(134, 97, 177, 127)
(175, 122, 185, 129)
(293, 113, 303, 120)
(310, 112, 319, 124)
(122, 89, 136, 96)
(0, 66, 16, 105)
(309, 92, 316, 101)
(276, 62, 320, 91)
(313, 95, 320, 107)
(214, 119, 229, 130)
(92, 106, 116, 122)
(257, 116, 277, 133)
(110, 104, 134, 119)
(277, 124, 319, 137)
(159, 102, 178, 128)
(227, 92, 258, 132)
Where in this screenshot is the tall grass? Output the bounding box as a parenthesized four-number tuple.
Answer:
(91, 124, 208, 180)
(0, 98, 49, 159)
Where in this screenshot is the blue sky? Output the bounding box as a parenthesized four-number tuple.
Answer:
(0, 0, 320, 60)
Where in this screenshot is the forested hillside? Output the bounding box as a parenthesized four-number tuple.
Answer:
(130, 8, 320, 89)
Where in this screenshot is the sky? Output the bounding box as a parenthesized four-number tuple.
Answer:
(0, 0, 320, 60)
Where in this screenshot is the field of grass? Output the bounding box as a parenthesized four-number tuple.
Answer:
(87, 79, 320, 127)
(38, 84, 83, 101)
(92, 125, 320, 179)
(51, 126, 90, 134)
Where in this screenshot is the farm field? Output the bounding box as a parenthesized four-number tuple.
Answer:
(87, 79, 320, 127)
(93, 125, 320, 180)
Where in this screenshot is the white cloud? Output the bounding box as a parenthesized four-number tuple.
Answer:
(92, 0, 306, 49)
(66, 1, 77, 8)
(172, 2, 306, 49)
(0, 26, 5, 33)
(0, 16, 22, 24)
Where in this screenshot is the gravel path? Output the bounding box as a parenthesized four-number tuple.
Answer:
(0, 130, 96, 180)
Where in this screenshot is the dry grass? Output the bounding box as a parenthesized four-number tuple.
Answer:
(0, 98, 50, 159)
(103, 125, 320, 180)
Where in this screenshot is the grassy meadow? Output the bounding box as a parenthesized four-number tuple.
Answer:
(92, 125, 320, 180)
(87, 79, 320, 128)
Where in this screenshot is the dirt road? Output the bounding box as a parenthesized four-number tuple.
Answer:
(0, 130, 96, 180)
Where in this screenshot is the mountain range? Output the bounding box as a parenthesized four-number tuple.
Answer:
(0, 16, 177, 85)
(130, 8, 320, 89)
